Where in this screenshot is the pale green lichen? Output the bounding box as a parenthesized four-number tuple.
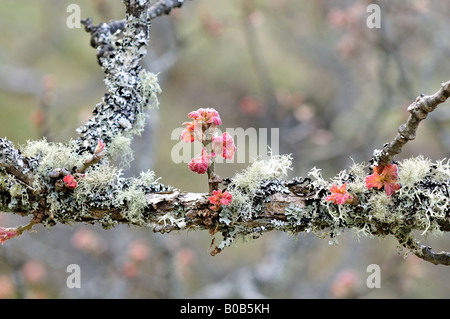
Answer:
(368, 192, 399, 224)
(429, 158, 450, 183)
(138, 170, 158, 185)
(226, 154, 292, 220)
(11, 135, 166, 229)
(138, 70, 161, 109)
(308, 167, 328, 189)
(112, 177, 147, 225)
(213, 155, 294, 252)
(232, 154, 293, 192)
(158, 212, 186, 229)
(21, 138, 84, 190)
(297, 156, 450, 248)
(106, 133, 134, 168)
(0, 172, 30, 211)
(73, 164, 121, 215)
(398, 155, 432, 188)
(348, 160, 369, 194)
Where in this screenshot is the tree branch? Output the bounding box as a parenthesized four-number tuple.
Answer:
(396, 232, 450, 266)
(0, 0, 449, 265)
(0, 139, 36, 187)
(373, 80, 450, 168)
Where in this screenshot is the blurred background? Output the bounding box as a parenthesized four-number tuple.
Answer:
(0, 0, 449, 298)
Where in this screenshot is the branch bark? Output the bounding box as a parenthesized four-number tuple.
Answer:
(0, 0, 449, 266)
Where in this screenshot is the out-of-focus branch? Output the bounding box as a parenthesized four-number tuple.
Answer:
(148, 0, 188, 19)
(373, 80, 450, 168)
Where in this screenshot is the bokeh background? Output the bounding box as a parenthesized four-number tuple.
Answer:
(0, 0, 449, 298)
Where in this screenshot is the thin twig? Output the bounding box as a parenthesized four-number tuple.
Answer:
(148, 0, 187, 20)
(373, 80, 450, 168)
(397, 233, 450, 266)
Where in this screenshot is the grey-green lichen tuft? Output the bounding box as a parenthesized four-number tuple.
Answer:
(214, 154, 294, 252)
(283, 156, 450, 253)
(2, 134, 169, 230)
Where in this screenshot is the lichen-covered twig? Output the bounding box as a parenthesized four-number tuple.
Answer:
(1, 129, 450, 260)
(396, 232, 450, 266)
(373, 80, 450, 168)
(0, 138, 36, 187)
(416, 245, 450, 266)
(76, 0, 154, 155)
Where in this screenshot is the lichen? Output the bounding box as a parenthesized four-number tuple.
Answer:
(0, 169, 31, 211)
(227, 154, 293, 219)
(106, 133, 134, 168)
(398, 155, 432, 188)
(21, 138, 84, 190)
(232, 154, 292, 191)
(9, 133, 169, 230)
(137, 69, 161, 109)
(348, 160, 369, 194)
(158, 212, 186, 229)
(211, 155, 294, 253)
(428, 158, 450, 183)
(112, 176, 148, 225)
(297, 156, 450, 248)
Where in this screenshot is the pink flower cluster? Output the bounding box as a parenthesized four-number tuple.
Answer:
(325, 163, 401, 206)
(364, 163, 400, 197)
(208, 189, 233, 211)
(94, 140, 106, 159)
(325, 182, 353, 205)
(181, 108, 236, 174)
(181, 108, 222, 144)
(188, 148, 213, 175)
(212, 132, 235, 160)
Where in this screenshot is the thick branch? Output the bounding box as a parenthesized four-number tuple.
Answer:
(76, 0, 152, 154)
(1, 155, 449, 260)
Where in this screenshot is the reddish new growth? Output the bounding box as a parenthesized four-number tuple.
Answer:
(63, 175, 78, 190)
(325, 182, 353, 205)
(188, 147, 213, 175)
(212, 132, 236, 161)
(181, 108, 222, 144)
(208, 189, 232, 211)
(180, 107, 236, 194)
(365, 163, 400, 196)
(0, 227, 19, 245)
